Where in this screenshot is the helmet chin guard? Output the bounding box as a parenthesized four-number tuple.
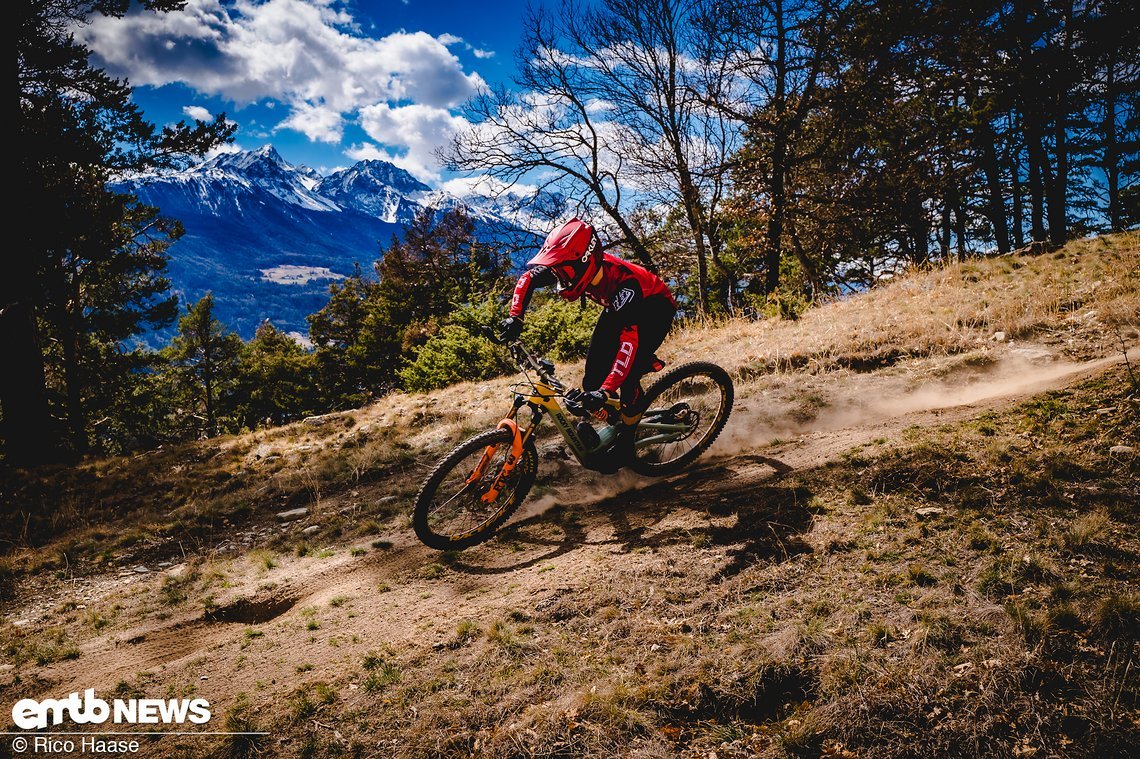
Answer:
(526, 218, 603, 300)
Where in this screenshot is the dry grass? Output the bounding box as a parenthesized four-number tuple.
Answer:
(272, 365, 1132, 758)
(672, 230, 1139, 377)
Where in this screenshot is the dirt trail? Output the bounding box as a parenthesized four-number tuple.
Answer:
(7, 345, 1134, 740)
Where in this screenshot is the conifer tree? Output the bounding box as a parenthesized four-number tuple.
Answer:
(8, 0, 233, 463)
(167, 295, 243, 438)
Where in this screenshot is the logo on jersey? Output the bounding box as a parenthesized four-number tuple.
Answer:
(611, 287, 635, 311)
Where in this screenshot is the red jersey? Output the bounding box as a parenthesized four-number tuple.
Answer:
(509, 254, 675, 317)
(508, 254, 676, 392)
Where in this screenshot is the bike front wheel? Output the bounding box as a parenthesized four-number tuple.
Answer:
(630, 361, 734, 477)
(412, 428, 538, 550)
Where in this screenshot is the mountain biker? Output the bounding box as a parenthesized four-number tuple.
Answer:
(498, 218, 677, 458)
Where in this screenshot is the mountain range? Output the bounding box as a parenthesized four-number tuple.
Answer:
(113, 146, 542, 345)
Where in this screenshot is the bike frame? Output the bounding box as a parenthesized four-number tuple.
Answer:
(488, 340, 696, 469)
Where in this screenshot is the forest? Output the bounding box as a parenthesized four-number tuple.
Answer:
(6, 0, 1138, 464)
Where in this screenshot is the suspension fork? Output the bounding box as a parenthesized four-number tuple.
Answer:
(478, 418, 526, 504)
(466, 398, 530, 501)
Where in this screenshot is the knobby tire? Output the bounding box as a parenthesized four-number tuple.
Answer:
(629, 361, 734, 477)
(412, 428, 537, 550)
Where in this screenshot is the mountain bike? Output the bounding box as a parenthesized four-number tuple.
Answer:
(411, 330, 734, 550)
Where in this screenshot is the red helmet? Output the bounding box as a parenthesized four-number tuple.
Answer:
(526, 218, 602, 300)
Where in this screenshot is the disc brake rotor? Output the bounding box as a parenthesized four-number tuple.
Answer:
(666, 402, 699, 441)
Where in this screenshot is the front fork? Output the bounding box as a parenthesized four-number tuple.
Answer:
(467, 401, 536, 504)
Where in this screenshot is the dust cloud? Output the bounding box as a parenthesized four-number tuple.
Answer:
(715, 348, 1133, 457)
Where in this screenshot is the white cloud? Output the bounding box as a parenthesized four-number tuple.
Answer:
(278, 101, 343, 142)
(182, 105, 213, 121)
(81, 0, 485, 149)
(472, 47, 495, 59)
(343, 142, 390, 162)
(205, 142, 243, 159)
(357, 103, 469, 181)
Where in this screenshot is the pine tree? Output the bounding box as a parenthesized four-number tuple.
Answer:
(233, 323, 319, 429)
(167, 295, 243, 438)
(8, 0, 234, 464)
(308, 207, 509, 406)
(307, 266, 383, 407)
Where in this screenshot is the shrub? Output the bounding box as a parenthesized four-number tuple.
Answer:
(519, 296, 597, 360)
(399, 325, 504, 391)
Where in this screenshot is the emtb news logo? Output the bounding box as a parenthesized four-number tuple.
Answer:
(11, 689, 211, 729)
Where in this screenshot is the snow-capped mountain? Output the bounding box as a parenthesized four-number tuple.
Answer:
(114, 146, 542, 345)
(316, 160, 431, 223)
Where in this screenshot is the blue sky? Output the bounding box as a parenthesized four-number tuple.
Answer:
(82, 0, 532, 183)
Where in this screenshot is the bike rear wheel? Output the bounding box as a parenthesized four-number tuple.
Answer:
(412, 428, 537, 550)
(630, 361, 733, 476)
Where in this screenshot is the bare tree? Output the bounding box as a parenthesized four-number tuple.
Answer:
(442, 5, 656, 269)
(443, 0, 740, 313)
(566, 0, 739, 313)
(697, 0, 840, 295)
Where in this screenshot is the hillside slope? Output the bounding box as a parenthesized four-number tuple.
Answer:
(2, 232, 1137, 757)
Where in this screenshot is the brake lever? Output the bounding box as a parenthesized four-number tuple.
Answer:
(481, 325, 503, 345)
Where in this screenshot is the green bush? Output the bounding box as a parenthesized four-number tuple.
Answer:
(446, 297, 508, 334)
(520, 296, 597, 361)
(399, 325, 504, 391)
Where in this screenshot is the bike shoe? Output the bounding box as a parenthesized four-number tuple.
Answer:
(609, 424, 636, 469)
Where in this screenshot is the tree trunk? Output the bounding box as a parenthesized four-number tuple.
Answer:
(676, 162, 710, 314)
(1046, 181, 1067, 245)
(203, 346, 216, 438)
(977, 121, 1011, 254)
(1010, 134, 1026, 249)
(789, 223, 824, 297)
(1104, 60, 1121, 231)
(1024, 111, 1049, 242)
(941, 197, 953, 259)
(765, 170, 784, 295)
(62, 324, 86, 453)
(4, 127, 58, 463)
(910, 200, 931, 265)
(765, 0, 788, 297)
(1047, 0, 1073, 247)
(707, 222, 735, 314)
(0, 301, 57, 465)
(1048, 107, 1068, 246)
(60, 264, 89, 453)
(955, 201, 968, 262)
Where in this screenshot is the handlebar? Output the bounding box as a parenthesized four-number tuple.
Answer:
(482, 325, 564, 391)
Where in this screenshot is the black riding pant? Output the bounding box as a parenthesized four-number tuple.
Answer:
(582, 295, 676, 407)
